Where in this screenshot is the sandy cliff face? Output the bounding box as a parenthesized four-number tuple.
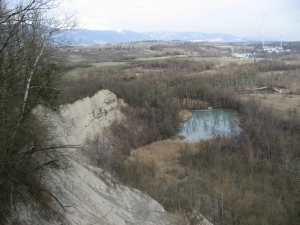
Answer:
(36, 89, 123, 146)
(16, 90, 177, 225)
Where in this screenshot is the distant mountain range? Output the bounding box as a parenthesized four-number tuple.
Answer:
(60, 30, 147, 45)
(143, 31, 245, 42)
(59, 29, 261, 45)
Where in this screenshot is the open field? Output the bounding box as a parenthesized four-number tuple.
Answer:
(240, 93, 300, 119)
(131, 140, 183, 164)
(130, 56, 171, 62)
(64, 41, 260, 68)
(64, 66, 101, 77)
(91, 62, 129, 67)
(65, 41, 183, 64)
(66, 49, 154, 64)
(64, 41, 225, 64)
(191, 56, 255, 65)
(65, 62, 129, 77)
(129, 140, 189, 182)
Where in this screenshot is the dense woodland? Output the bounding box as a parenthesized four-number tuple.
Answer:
(59, 56, 300, 224)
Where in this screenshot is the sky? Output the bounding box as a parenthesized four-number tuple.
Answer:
(60, 0, 300, 40)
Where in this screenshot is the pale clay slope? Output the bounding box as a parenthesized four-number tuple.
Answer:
(42, 90, 123, 146)
(16, 90, 178, 225)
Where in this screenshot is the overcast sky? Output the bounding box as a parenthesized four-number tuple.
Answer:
(61, 0, 300, 40)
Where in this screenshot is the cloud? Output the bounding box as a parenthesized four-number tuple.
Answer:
(60, 0, 300, 39)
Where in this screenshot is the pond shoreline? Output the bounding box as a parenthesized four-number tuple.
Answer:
(177, 109, 238, 142)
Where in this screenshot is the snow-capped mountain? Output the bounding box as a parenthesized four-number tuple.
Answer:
(59, 29, 253, 45)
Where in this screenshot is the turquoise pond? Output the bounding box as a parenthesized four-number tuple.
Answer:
(178, 109, 238, 142)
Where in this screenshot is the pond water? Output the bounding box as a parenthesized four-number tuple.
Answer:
(178, 109, 238, 142)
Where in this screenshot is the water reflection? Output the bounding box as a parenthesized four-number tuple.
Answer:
(178, 110, 237, 141)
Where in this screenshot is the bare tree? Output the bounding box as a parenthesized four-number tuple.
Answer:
(0, 0, 75, 222)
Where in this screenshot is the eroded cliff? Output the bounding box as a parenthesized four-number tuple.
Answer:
(15, 90, 178, 225)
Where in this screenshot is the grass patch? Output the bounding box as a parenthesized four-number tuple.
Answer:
(65, 64, 128, 77)
(240, 93, 300, 119)
(129, 56, 170, 62)
(108, 64, 128, 70)
(64, 66, 101, 77)
(190, 56, 251, 65)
